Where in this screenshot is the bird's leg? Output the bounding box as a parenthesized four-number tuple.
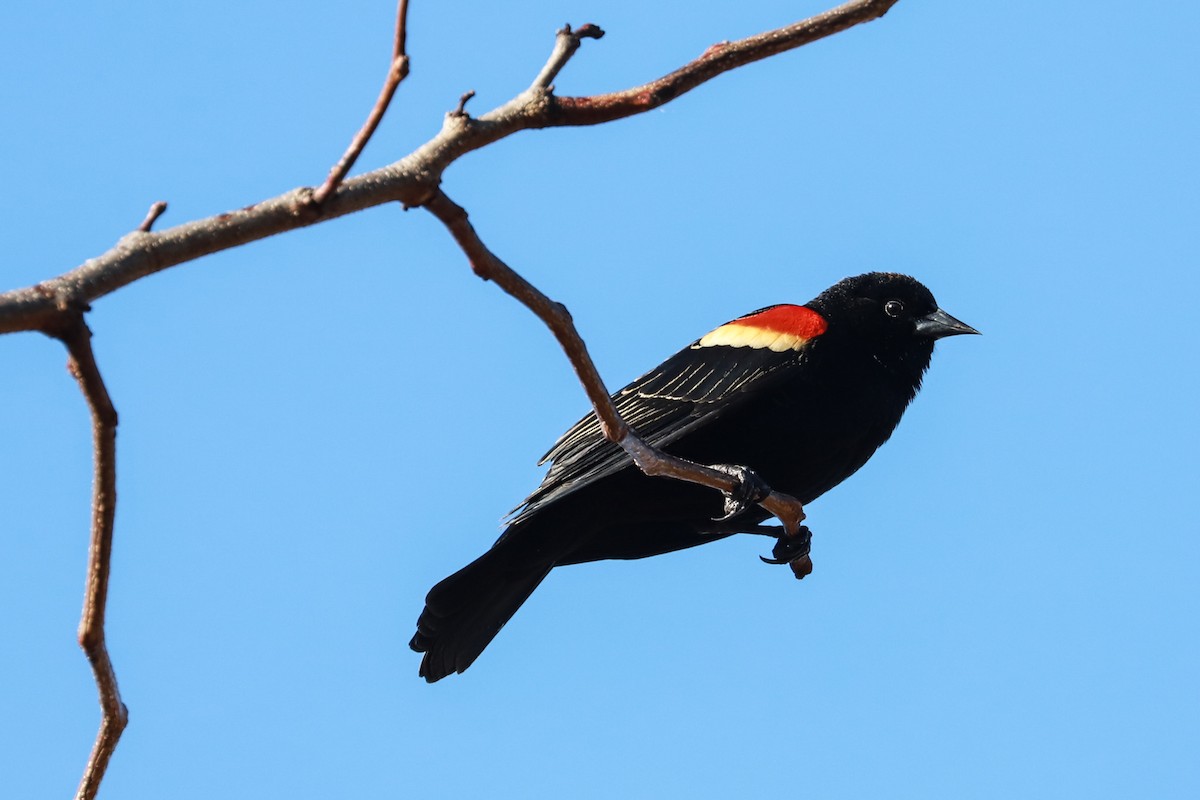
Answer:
(700, 519, 814, 578)
(758, 525, 812, 565)
(700, 465, 812, 577)
(708, 463, 772, 521)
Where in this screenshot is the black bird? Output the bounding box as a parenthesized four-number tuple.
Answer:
(411, 272, 977, 682)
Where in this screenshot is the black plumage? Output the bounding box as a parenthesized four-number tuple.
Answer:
(410, 272, 977, 681)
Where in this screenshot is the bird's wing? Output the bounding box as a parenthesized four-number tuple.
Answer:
(508, 304, 827, 522)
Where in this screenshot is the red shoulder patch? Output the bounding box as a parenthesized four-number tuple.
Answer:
(733, 305, 828, 338)
(697, 305, 827, 352)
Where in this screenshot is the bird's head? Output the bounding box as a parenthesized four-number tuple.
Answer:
(809, 272, 979, 377)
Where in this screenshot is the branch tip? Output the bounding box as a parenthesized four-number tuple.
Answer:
(451, 90, 477, 118)
(532, 21, 607, 91)
(137, 201, 168, 232)
(394, 0, 410, 60)
(310, 0, 413, 207)
(574, 23, 605, 40)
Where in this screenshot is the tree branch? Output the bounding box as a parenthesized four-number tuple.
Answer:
(546, 0, 899, 124)
(42, 313, 126, 800)
(530, 23, 605, 91)
(423, 189, 808, 542)
(0, 0, 898, 336)
(3, 2, 895, 791)
(136, 201, 168, 233)
(309, 0, 412, 206)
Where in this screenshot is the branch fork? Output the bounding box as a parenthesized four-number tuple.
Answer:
(309, 0, 413, 208)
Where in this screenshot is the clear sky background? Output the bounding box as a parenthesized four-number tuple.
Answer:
(2, 1, 1197, 797)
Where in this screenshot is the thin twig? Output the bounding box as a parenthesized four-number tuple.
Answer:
(310, 0, 412, 206)
(136, 201, 168, 233)
(530, 24, 605, 91)
(423, 190, 623, 440)
(44, 314, 127, 800)
(450, 90, 476, 118)
(423, 189, 808, 540)
(545, 0, 899, 124)
(0, 0, 899, 336)
(392, 0, 408, 59)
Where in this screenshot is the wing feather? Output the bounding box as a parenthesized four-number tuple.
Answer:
(510, 309, 821, 523)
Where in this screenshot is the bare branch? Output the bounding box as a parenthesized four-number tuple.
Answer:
(530, 23, 605, 91)
(136, 201, 168, 233)
(423, 189, 809, 543)
(0, 0, 897, 337)
(392, 0, 409, 60)
(544, 0, 899, 125)
(310, 0, 413, 206)
(423, 190, 625, 440)
(43, 314, 127, 800)
(450, 90, 476, 118)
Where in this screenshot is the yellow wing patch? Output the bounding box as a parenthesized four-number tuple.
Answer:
(697, 325, 809, 352)
(695, 305, 828, 352)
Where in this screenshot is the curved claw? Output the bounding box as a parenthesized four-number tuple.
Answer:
(709, 464, 772, 522)
(759, 526, 812, 565)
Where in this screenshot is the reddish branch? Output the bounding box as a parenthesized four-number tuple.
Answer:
(42, 314, 127, 800)
(0, 0, 898, 336)
(424, 190, 809, 550)
(136, 201, 168, 233)
(531, 23, 605, 90)
(451, 90, 476, 118)
(547, 2, 899, 124)
(310, 0, 412, 206)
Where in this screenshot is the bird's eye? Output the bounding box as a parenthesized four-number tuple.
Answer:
(884, 300, 904, 318)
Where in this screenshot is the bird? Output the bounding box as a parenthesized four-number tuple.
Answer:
(410, 272, 978, 682)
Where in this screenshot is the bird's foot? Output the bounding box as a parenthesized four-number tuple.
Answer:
(760, 526, 813, 579)
(709, 463, 772, 521)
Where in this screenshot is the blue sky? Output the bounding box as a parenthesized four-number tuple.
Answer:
(2, 1, 1197, 797)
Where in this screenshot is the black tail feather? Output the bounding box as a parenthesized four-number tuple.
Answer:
(410, 541, 553, 683)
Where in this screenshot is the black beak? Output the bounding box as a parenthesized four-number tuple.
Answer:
(914, 308, 980, 339)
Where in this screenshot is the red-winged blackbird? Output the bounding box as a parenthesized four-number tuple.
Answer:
(411, 272, 977, 682)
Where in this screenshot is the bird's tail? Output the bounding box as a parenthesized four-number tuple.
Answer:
(410, 532, 554, 683)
